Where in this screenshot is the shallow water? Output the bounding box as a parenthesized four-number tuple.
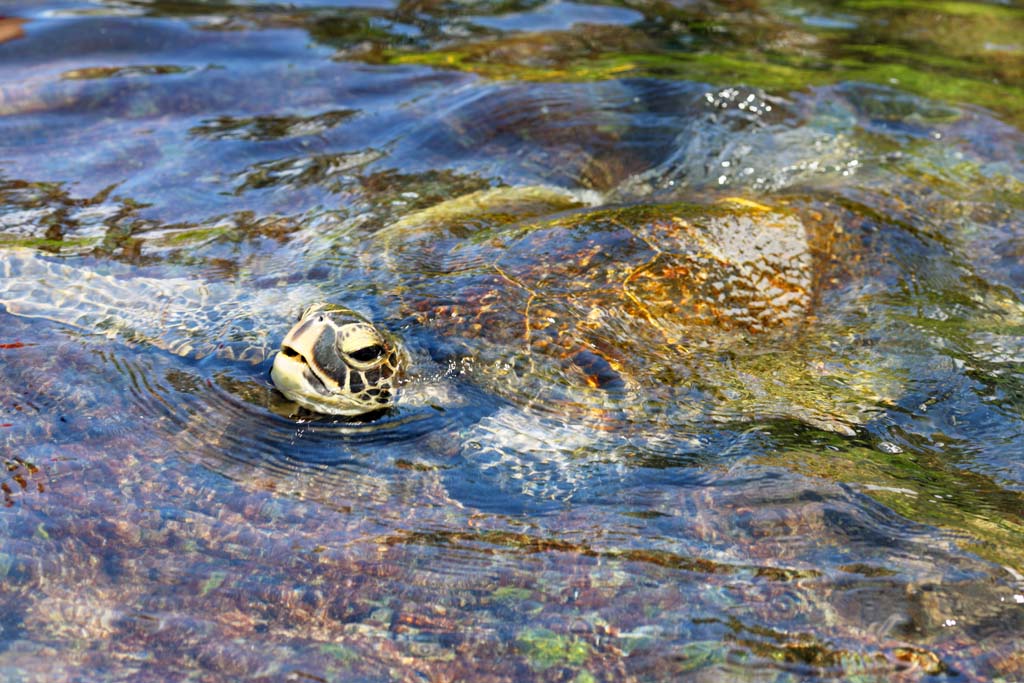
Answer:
(1, 0, 1024, 680)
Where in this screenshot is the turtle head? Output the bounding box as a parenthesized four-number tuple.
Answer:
(271, 303, 402, 416)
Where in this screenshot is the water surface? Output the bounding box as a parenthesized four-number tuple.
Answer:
(1, 0, 1024, 680)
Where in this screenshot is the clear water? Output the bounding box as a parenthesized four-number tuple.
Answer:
(1, 0, 1023, 680)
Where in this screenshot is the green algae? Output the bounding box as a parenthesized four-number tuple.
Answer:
(0, 235, 100, 252)
(318, 643, 359, 663)
(515, 627, 592, 671)
(768, 439, 1024, 573)
(385, 46, 1024, 124)
(151, 225, 234, 248)
(371, 0, 1024, 126)
(199, 571, 226, 596)
(839, 0, 1024, 20)
(491, 586, 533, 602)
(62, 65, 193, 80)
(188, 110, 357, 142)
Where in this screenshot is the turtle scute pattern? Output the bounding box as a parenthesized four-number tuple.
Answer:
(380, 192, 879, 434)
(392, 199, 823, 369)
(507, 202, 817, 340)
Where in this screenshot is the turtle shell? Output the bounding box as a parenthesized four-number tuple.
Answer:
(379, 190, 880, 433)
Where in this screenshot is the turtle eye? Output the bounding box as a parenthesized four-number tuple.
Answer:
(348, 344, 384, 363)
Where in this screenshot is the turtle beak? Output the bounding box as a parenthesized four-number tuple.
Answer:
(271, 316, 338, 402)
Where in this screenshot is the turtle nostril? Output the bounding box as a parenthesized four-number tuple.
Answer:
(281, 345, 303, 361)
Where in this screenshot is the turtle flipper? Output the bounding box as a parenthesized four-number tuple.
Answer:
(381, 185, 598, 237)
(0, 249, 303, 363)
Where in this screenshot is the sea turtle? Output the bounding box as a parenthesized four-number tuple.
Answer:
(367, 186, 889, 437)
(0, 186, 889, 436)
